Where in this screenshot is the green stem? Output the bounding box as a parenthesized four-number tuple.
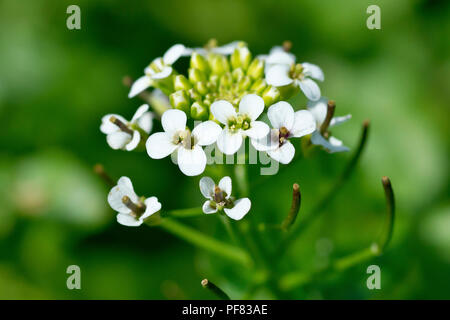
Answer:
(277, 120, 370, 256)
(163, 207, 203, 218)
(155, 218, 252, 267)
(201, 279, 231, 300)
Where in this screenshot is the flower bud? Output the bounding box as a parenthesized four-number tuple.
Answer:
(174, 74, 192, 91)
(190, 52, 209, 73)
(231, 46, 252, 71)
(247, 58, 264, 80)
(188, 88, 202, 101)
(238, 75, 252, 91)
(190, 101, 209, 120)
(188, 68, 207, 83)
(170, 90, 191, 114)
(210, 55, 230, 75)
(195, 81, 209, 95)
(232, 68, 245, 82)
(250, 78, 267, 95)
(262, 86, 281, 107)
(219, 73, 233, 89)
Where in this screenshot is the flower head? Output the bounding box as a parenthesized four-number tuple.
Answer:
(108, 176, 161, 227)
(146, 109, 221, 176)
(252, 101, 316, 164)
(100, 104, 153, 151)
(211, 94, 269, 155)
(307, 97, 352, 153)
(266, 58, 324, 101)
(199, 176, 251, 220)
(129, 44, 189, 98)
(258, 46, 296, 71)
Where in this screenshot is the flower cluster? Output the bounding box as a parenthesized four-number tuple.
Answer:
(101, 40, 352, 226)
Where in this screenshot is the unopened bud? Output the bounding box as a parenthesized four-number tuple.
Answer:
(174, 75, 192, 91)
(188, 68, 207, 83)
(231, 46, 252, 71)
(238, 75, 252, 91)
(219, 73, 233, 89)
(232, 68, 245, 82)
(190, 52, 209, 73)
(195, 81, 209, 95)
(210, 55, 230, 75)
(170, 90, 191, 114)
(262, 86, 281, 107)
(190, 101, 209, 120)
(250, 78, 267, 94)
(247, 58, 264, 80)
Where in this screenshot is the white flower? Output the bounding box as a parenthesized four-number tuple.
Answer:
(100, 104, 153, 151)
(146, 109, 221, 176)
(252, 101, 316, 164)
(187, 40, 242, 56)
(210, 94, 270, 155)
(307, 97, 352, 153)
(199, 176, 251, 221)
(128, 44, 189, 98)
(265, 61, 324, 101)
(108, 176, 161, 227)
(258, 46, 296, 71)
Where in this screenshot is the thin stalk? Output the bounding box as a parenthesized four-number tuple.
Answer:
(278, 120, 370, 256)
(155, 218, 252, 267)
(377, 176, 395, 251)
(201, 279, 231, 300)
(280, 183, 301, 231)
(163, 207, 203, 218)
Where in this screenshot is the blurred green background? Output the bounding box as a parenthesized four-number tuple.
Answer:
(0, 0, 449, 299)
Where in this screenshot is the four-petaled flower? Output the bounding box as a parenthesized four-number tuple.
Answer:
(211, 94, 270, 155)
(307, 97, 352, 153)
(252, 101, 316, 164)
(100, 104, 153, 151)
(146, 109, 221, 176)
(108, 176, 161, 227)
(199, 176, 251, 221)
(265, 58, 324, 101)
(128, 44, 189, 98)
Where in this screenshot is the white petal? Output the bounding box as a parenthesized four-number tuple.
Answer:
(244, 121, 270, 139)
(224, 198, 251, 220)
(268, 141, 295, 164)
(250, 129, 279, 151)
(150, 66, 173, 80)
(192, 121, 222, 146)
(141, 196, 162, 220)
(238, 94, 265, 121)
(307, 97, 328, 125)
(131, 104, 149, 122)
(137, 112, 153, 134)
(302, 62, 324, 81)
(210, 100, 237, 125)
(125, 130, 141, 151)
(107, 176, 138, 214)
(107, 132, 131, 150)
(216, 129, 243, 155)
(265, 64, 293, 87)
(291, 110, 316, 138)
(213, 41, 241, 55)
(128, 76, 152, 98)
(146, 132, 178, 159)
(116, 213, 142, 227)
(267, 101, 294, 130)
(330, 114, 352, 127)
(177, 145, 207, 176)
(310, 131, 349, 153)
(199, 177, 215, 199)
(161, 109, 187, 134)
(163, 44, 186, 65)
(266, 48, 295, 67)
(202, 201, 218, 214)
(100, 114, 127, 134)
(218, 176, 232, 199)
(298, 78, 321, 101)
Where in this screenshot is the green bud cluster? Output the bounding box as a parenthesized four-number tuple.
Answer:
(168, 43, 281, 120)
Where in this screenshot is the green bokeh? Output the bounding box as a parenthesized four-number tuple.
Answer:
(0, 0, 448, 299)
